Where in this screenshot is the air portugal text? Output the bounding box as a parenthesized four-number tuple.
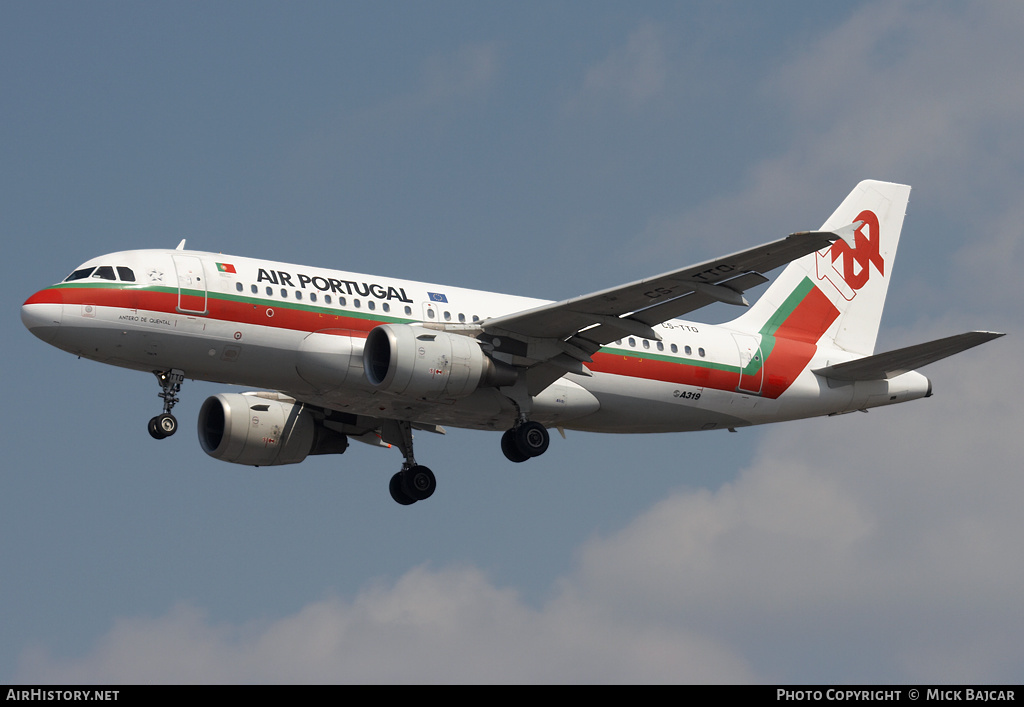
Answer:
(256, 268, 412, 303)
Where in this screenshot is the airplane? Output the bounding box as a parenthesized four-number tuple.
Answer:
(21, 180, 1003, 505)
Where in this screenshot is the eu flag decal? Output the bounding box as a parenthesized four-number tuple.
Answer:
(428, 292, 448, 303)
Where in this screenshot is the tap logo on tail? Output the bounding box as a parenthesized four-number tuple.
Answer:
(815, 210, 883, 301)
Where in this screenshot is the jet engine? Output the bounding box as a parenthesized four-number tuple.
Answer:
(363, 324, 516, 399)
(198, 393, 349, 466)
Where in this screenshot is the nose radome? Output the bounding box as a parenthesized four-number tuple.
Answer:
(21, 289, 63, 343)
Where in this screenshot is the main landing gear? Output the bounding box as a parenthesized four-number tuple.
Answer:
(500, 420, 550, 463)
(385, 420, 437, 506)
(148, 369, 185, 440)
(384, 419, 550, 505)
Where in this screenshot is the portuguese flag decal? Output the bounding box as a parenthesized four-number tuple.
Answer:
(216, 263, 236, 273)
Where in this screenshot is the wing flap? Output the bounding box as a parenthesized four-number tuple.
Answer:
(814, 331, 1005, 382)
(629, 272, 769, 326)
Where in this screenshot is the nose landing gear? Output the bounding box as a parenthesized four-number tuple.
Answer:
(148, 369, 184, 440)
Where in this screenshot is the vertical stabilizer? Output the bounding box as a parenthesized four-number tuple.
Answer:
(730, 180, 911, 355)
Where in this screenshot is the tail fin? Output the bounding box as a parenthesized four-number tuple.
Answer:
(730, 180, 911, 355)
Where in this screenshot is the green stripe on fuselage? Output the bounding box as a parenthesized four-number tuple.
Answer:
(748, 276, 817, 369)
(52, 282, 411, 325)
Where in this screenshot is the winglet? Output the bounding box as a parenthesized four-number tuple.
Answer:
(175, 239, 187, 251)
(831, 220, 864, 248)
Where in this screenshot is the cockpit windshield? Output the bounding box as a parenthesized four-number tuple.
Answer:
(63, 265, 136, 283)
(64, 267, 95, 282)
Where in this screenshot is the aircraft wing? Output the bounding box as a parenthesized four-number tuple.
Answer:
(813, 331, 1005, 382)
(482, 229, 852, 367)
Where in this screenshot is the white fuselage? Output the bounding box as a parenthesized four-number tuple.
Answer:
(22, 247, 932, 436)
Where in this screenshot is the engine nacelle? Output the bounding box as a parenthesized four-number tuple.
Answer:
(198, 393, 348, 466)
(363, 324, 516, 399)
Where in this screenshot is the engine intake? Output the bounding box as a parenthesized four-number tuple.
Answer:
(198, 393, 348, 466)
(363, 324, 516, 399)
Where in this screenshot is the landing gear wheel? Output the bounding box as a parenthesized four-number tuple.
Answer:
(156, 413, 177, 437)
(148, 416, 166, 440)
(148, 413, 178, 439)
(382, 420, 437, 505)
(390, 472, 417, 505)
(501, 429, 530, 463)
(514, 421, 550, 458)
(402, 465, 436, 501)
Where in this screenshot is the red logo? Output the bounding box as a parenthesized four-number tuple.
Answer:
(815, 210, 883, 301)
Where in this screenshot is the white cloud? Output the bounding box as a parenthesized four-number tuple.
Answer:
(766, 2, 1024, 189)
(576, 339, 1022, 682)
(282, 41, 500, 171)
(19, 338, 1020, 684)
(17, 566, 754, 684)
(636, 2, 1024, 268)
(563, 22, 669, 113)
(417, 43, 499, 105)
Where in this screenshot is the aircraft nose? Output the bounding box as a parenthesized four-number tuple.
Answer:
(21, 289, 63, 343)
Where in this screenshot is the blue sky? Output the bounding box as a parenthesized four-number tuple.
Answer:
(3, 1, 1021, 683)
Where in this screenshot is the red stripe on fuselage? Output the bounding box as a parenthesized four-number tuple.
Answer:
(23, 288, 64, 306)
(46, 285, 380, 336)
(588, 284, 841, 398)
(589, 353, 738, 391)
(760, 285, 840, 398)
(43, 280, 841, 399)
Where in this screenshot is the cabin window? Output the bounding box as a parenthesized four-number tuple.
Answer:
(642, 340, 650, 350)
(354, 299, 361, 308)
(339, 297, 346, 306)
(116, 267, 136, 282)
(404, 306, 412, 316)
(657, 341, 664, 352)
(309, 292, 317, 302)
(671, 344, 678, 354)
(698, 347, 706, 358)
(235, 282, 243, 292)
(280, 288, 288, 298)
(628, 337, 636, 347)
(382, 303, 390, 313)
(251, 284, 258, 294)
(266, 286, 273, 296)
(458, 313, 466, 323)
(472, 315, 480, 323)
(427, 309, 435, 319)
(367, 300, 375, 311)
(325, 295, 332, 305)
(685, 345, 692, 356)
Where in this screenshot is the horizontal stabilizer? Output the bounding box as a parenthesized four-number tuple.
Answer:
(814, 331, 1005, 382)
